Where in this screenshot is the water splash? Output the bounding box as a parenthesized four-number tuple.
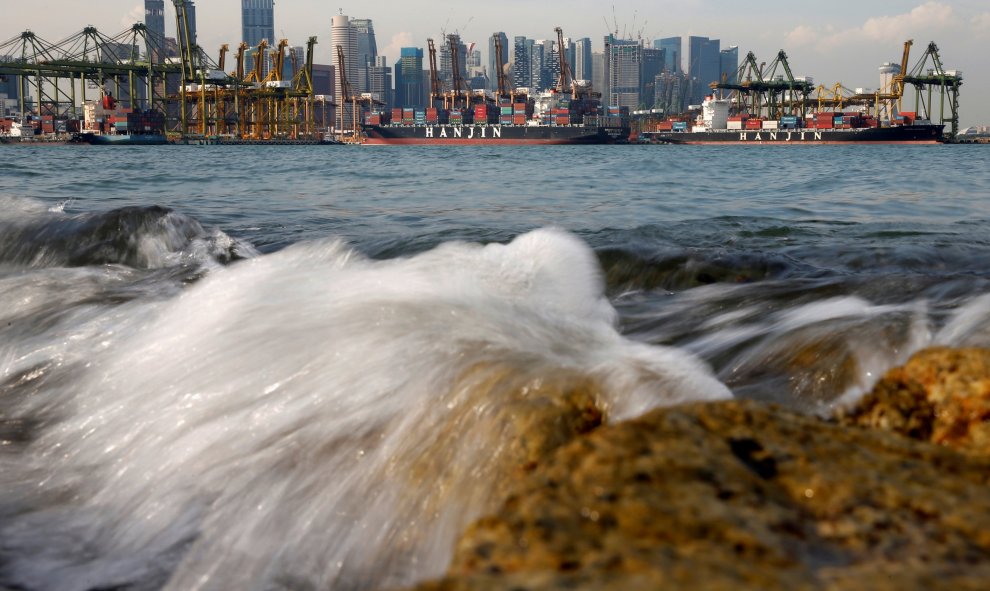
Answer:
(0, 228, 729, 591)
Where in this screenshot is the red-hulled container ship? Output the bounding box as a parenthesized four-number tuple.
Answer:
(642, 97, 944, 145)
(362, 91, 630, 145)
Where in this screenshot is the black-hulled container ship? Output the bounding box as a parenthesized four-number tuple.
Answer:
(362, 92, 630, 145)
(642, 97, 945, 145)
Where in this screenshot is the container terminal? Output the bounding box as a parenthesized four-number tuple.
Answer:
(635, 41, 962, 145)
(0, 1, 964, 145)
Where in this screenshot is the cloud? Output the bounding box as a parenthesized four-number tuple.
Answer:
(785, 25, 818, 47)
(121, 4, 144, 29)
(974, 13, 990, 33)
(785, 2, 958, 52)
(860, 2, 954, 41)
(379, 32, 415, 64)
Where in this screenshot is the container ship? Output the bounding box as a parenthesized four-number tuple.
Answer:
(642, 96, 944, 145)
(71, 98, 168, 145)
(362, 92, 630, 145)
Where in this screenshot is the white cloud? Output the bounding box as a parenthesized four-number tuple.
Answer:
(121, 4, 144, 29)
(379, 32, 415, 64)
(785, 25, 818, 47)
(860, 1, 954, 42)
(974, 12, 990, 33)
(784, 2, 958, 52)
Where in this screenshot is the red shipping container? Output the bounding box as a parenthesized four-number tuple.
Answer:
(512, 115, 526, 125)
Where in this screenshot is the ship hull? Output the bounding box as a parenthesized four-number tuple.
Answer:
(645, 124, 945, 145)
(71, 133, 168, 146)
(362, 123, 629, 145)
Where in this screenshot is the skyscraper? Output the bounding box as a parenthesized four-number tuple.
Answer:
(331, 14, 357, 128)
(394, 47, 426, 109)
(351, 19, 378, 69)
(488, 32, 508, 92)
(641, 47, 665, 109)
(687, 36, 720, 105)
(512, 36, 532, 89)
(720, 46, 739, 86)
(242, 0, 275, 48)
(143, 1, 166, 62)
(657, 37, 681, 73)
(144, 1, 165, 42)
(605, 35, 642, 110)
(574, 38, 592, 81)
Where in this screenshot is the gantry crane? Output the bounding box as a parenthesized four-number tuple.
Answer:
(554, 27, 575, 96)
(903, 41, 962, 139)
(492, 33, 512, 102)
(427, 38, 443, 109)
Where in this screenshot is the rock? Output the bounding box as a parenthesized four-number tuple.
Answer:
(838, 346, 990, 454)
(403, 399, 990, 591)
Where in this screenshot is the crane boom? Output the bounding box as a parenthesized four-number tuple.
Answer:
(554, 27, 574, 95)
(427, 38, 442, 107)
(493, 33, 510, 99)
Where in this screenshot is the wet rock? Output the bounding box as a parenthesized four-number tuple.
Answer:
(403, 399, 990, 591)
(839, 346, 990, 454)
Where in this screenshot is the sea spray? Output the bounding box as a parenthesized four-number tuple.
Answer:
(1, 228, 730, 591)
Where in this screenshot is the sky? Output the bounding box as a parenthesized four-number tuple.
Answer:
(2, 0, 986, 126)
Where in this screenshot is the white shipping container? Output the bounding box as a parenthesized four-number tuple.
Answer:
(727, 121, 744, 130)
(762, 121, 780, 130)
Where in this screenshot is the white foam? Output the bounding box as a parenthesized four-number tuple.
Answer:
(2, 228, 730, 591)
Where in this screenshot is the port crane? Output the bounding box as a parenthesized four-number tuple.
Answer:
(554, 27, 576, 96)
(492, 33, 511, 102)
(427, 38, 444, 109)
(713, 50, 813, 119)
(902, 41, 962, 138)
(336, 44, 360, 141)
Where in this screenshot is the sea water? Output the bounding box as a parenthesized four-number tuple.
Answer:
(1, 144, 989, 589)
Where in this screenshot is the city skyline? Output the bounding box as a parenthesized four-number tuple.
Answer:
(1, 0, 986, 124)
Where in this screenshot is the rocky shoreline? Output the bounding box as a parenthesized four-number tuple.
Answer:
(398, 347, 990, 590)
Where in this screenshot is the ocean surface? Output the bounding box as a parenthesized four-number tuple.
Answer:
(1, 143, 989, 590)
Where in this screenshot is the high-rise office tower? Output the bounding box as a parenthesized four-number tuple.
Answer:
(657, 37, 681, 73)
(574, 38, 592, 81)
(143, 1, 166, 63)
(719, 46, 739, 86)
(331, 14, 357, 128)
(687, 36, 720, 105)
(182, 1, 197, 47)
(512, 36, 533, 89)
(605, 35, 642, 110)
(144, 1, 166, 41)
(394, 47, 426, 109)
(530, 40, 547, 91)
(351, 19, 378, 69)
(488, 32, 508, 92)
(242, 0, 275, 48)
(641, 47, 665, 109)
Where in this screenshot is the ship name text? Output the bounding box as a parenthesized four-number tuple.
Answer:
(424, 126, 502, 139)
